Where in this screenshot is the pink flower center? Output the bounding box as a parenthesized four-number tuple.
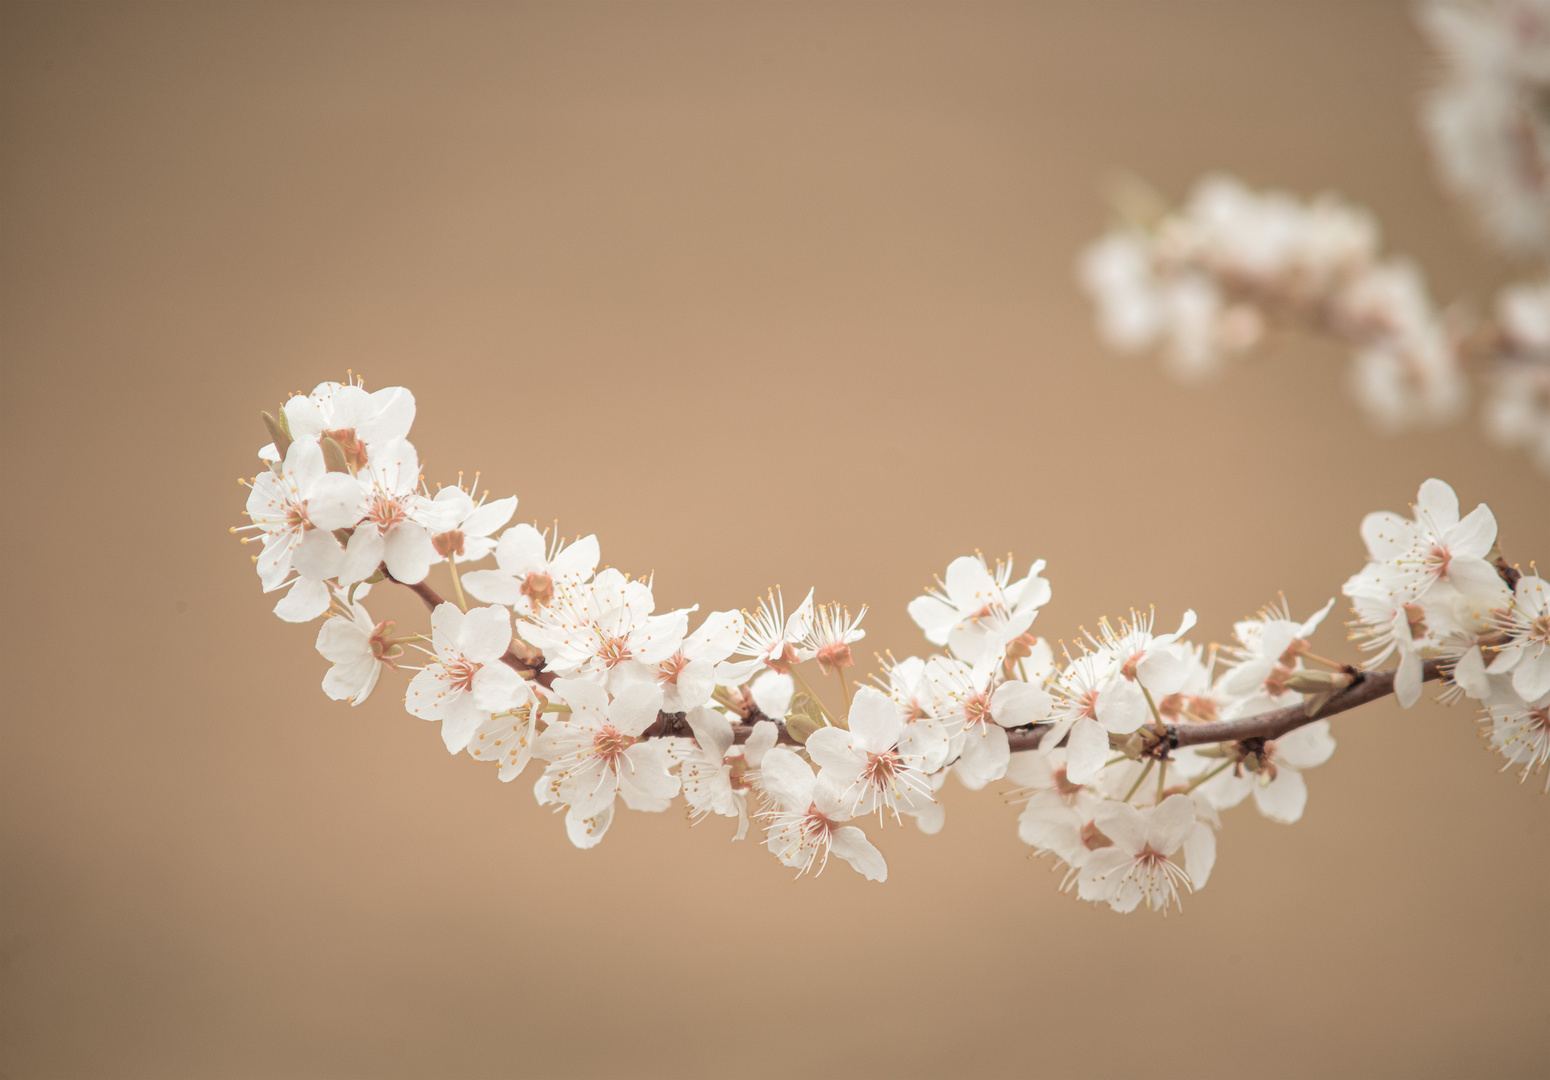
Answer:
(1428, 543, 1452, 578)
(964, 692, 993, 728)
(861, 750, 901, 791)
(367, 491, 407, 530)
(369, 619, 402, 669)
(800, 804, 836, 842)
(815, 642, 853, 674)
(597, 634, 633, 667)
(1080, 820, 1112, 850)
(522, 572, 554, 609)
(442, 656, 480, 693)
(1053, 767, 1084, 798)
(1529, 614, 1550, 646)
(765, 642, 801, 675)
(657, 653, 689, 686)
(727, 756, 754, 792)
(588, 725, 635, 767)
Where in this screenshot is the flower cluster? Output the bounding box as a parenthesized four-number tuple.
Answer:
(1419, 0, 1550, 259)
(1482, 279, 1550, 471)
(1344, 479, 1548, 785)
(236, 380, 1544, 913)
(1079, 173, 1467, 430)
(1078, 2, 1550, 476)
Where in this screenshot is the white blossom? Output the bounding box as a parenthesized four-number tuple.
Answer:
(1419, 0, 1550, 257)
(1480, 681, 1550, 789)
(279, 380, 417, 470)
(758, 747, 886, 881)
(532, 679, 679, 849)
(314, 597, 397, 705)
(405, 603, 528, 753)
(1044, 642, 1154, 786)
(1489, 574, 1550, 700)
(461, 524, 600, 615)
(427, 486, 518, 565)
(924, 657, 1052, 789)
(520, 569, 689, 689)
(1217, 597, 1335, 701)
(679, 709, 778, 839)
(1076, 795, 1199, 913)
(801, 603, 867, 675)
(1196, 721, 1336, 824)
(907, 554, 1051, 670)
(339, 439, 451, 586)
(805, 687, 949, 821)
(243, 439, 362, 620)
(614, 610, 744, 712)
(716, 588, 815, 685)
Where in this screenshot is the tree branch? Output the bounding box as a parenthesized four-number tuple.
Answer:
(390, 574, 1447, 757)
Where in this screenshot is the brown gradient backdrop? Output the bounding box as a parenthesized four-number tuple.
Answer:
(2, 3, 1547, 1078)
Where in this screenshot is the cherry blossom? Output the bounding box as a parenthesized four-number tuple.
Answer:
(804, 687, 949, 821)
(1197, 722, 1337, 824)
(279, 380, 416, 471)
(614, 610, 744, 712)
(758, 747, 886, 881)
(924, 657, 1052, 788)
(1218, 598, 1336, 700)
(464, 695, 539, 782)
(461, 524, 600, 615)
(531, 679, 679, 849)
(427, 486, 518, 565)
(907, 554, 1051, 669)
(405, 603, 528, 753)
(244, 439, 363, 593)
(339, 440, 451, 586)
(1076, 795, 1199, 913)
(1480, 682, 1550, 789)
(1044, 645, 1153, 785)
(1419, 0, 1550, 258)
(1489, 574, 1550, 700)
(680, 708, 778, 839)
(1007, 748, 1105, 874)
(314, 597, 399, 705)
(240, 379, 1545, 915)
(525, 571, 691, 689)
(716, 588, 815, 684)
(1359, 478, 1502, 599)
(801, 603, 867, 675)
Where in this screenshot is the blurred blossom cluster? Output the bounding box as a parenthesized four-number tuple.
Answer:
(1078, 0, 1550, 474)
(235, 379, 1547, 914)
(1079, 174, 1467, 429)
(1420, 0, 1550, 257)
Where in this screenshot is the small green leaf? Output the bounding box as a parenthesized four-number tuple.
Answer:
(320, 435, 349, 473)
(261, 410, 293, 459)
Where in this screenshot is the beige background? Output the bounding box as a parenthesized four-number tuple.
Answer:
(2, 3, 1547, 1077)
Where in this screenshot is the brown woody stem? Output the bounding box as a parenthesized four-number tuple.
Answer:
(391, 574, 1446, 754)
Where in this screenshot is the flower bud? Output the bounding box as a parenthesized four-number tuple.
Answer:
(783, 693, 829, 743)
(320, 435, 350, 474)
(261, 409, 292, 460)
(1282, 669, 1354, 696)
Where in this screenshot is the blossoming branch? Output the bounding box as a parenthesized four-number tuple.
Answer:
(1077, 0, 1550, 473)
(234, 378, 1548, 914)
